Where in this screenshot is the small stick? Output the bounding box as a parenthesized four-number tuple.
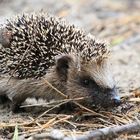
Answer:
(33, 121, 140, 140)
(42, 77, 68, 98)
(35, 100, 70, 120)
(73, 101, 108, 119)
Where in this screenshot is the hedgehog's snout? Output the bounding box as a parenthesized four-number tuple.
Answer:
(107, 88, 121, 107)
(94, 87, 121, 108)
(111, 95, 121, 106)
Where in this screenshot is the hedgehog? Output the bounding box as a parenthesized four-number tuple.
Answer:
(0, 13, 121, 112)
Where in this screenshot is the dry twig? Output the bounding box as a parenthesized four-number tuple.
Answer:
(33, 121, 140, 140)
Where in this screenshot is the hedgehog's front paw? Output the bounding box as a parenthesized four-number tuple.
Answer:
(11, 103, 25, 113)
(0, 95, 10, 104)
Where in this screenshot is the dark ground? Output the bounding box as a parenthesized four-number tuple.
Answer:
(0, 0, 140, 139)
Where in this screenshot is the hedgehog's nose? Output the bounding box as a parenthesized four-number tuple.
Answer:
(112, 96, 121, 106)
(108, 87, 121, 106)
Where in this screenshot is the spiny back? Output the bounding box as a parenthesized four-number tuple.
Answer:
(0, 14, 108, 79)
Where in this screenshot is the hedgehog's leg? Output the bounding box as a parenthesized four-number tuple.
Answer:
(0, 79, 12, 104)
(11, 95, 27, 113)
(8, 78, 45, 113)
(0, 77, 29, 112)
(0, 95, 10, 104)
(9, 84, 34, 113)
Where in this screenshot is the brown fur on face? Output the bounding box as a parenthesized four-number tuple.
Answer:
(0, 54, 120, 112)
(63, 55, 120, 108)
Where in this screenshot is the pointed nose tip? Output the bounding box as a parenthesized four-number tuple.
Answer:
(112, 96, 121, 106)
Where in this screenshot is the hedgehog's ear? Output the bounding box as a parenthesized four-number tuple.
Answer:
(0, 28, 12, 47)
(56, 55, 73, 81)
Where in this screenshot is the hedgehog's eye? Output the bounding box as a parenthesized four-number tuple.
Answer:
(80, 77, 92, 87)
(83, 79, 90, 86)
(79, 76, 99, 89)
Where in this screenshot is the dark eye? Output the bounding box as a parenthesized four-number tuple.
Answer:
(82, 79, 90, 86)
(79, 77, 92, 87)
(79, 76, 99, 89)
